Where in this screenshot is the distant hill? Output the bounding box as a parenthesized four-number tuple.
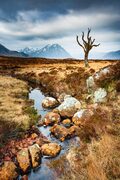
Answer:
(104, 50, 120, 59)
(21, 44, 72, 58)
(0, 44, 28, 57)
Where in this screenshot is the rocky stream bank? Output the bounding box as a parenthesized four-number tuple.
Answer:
(0, 61, 120, 180)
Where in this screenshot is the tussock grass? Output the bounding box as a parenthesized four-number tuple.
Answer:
(0, 75, 38, 146)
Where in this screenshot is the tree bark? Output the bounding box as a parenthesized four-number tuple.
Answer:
(84, 52, 89, 67)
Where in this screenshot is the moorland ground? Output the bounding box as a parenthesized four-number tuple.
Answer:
(0, 56, 120, 180)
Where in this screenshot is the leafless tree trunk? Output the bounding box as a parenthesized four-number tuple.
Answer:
(76, 28, 100, 67)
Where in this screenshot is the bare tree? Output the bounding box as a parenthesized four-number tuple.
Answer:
(76, 28, 100, 67)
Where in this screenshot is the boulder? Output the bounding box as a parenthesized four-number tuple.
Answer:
(50, 124, 69, 141)
(50, 124, 79, 141)
(0, 161, 18, 180)
(93, 88, 107, 103)
(69, 125, 81, 136)
(57, 93, 68, 103)
(72, 109, 94, 126)
(86, 67, 110, 94)
(94, 67, 110, 80)
(57, 95, 81, 117)
(86, 76, 95, 93)
(17, 148, 30, 173)
(43, 112, 61, 126)
(41, 143, 61, 157)
(35, 137, 50, 147)
(42, 97, 58, 108)
(29, 144, 41, 168)
(62, 119, 71, 128)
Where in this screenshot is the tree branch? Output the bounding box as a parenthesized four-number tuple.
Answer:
(92, 43, 100, 47)
(82, 32, 87, 44)
(91, 39, 95, 45)
(76, 36, 85, 51)
(87, 28, 91, 40)
(88, 36, 92, 44)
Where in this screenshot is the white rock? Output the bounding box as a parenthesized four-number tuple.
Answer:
(94, 67, 110, 80)
(94, 88, 107, 103)
(86, 76, 95, 89)
(101, 67, 110, 75)
(57, 96, 81, 117)
(57, 93, 68, 103)
(42, 97, 58, 108)
(73, 109, 86, 118)
(94, 72, 100, 80)
(64, 95, 72, 100)
(72, 109, 94, 126)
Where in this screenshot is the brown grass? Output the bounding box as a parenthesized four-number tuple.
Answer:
(0, 75, 38, 146)
(0, 56, 117, 100)
(0, 57, 119, 179)
(87, 133, 120, 180)
(47, 99, 120, 180)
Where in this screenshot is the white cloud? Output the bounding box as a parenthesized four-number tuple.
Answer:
(0, 8, 119, 58)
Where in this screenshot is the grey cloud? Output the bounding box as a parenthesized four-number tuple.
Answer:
(0, 0, 119, 56)
(0, 8, 119, 42)
(0, 0, 120, 20)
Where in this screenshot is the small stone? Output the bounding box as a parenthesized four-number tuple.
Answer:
(42, 97, 58, 108)
(35, 138, 50, 146)
(69, 125, 80, 136)
(29, 144, 41, 168)
(41, 143, 61, 157)
(72, 109, 94, 126)
(0, 161, 18, 180)
(43, 112, 61, 126)
(17, 148, 31, 173)
(50, 124, 69, 141)
(62, 119, 71, 128)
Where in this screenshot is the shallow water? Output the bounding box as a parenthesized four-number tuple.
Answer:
(29, 88, 48, 117)
(28, 88, 80, 180)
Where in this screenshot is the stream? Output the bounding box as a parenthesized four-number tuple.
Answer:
(28, 88, 80, 180)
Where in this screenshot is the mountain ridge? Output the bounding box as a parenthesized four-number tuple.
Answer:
(104, 50, 120, 59)
(0, 43, 28, 57)
(20, 44, 72, 58)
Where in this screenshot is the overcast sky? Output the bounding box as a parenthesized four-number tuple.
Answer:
(0, 0, 120, 58)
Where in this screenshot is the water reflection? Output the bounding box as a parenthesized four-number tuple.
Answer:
(28, 88, 80, 180)
(29, 88, 47, 116)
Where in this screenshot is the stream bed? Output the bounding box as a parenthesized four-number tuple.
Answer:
(28, 88, 80, 180)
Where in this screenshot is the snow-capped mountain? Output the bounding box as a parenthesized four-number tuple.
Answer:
(20, 44, 72, 58)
